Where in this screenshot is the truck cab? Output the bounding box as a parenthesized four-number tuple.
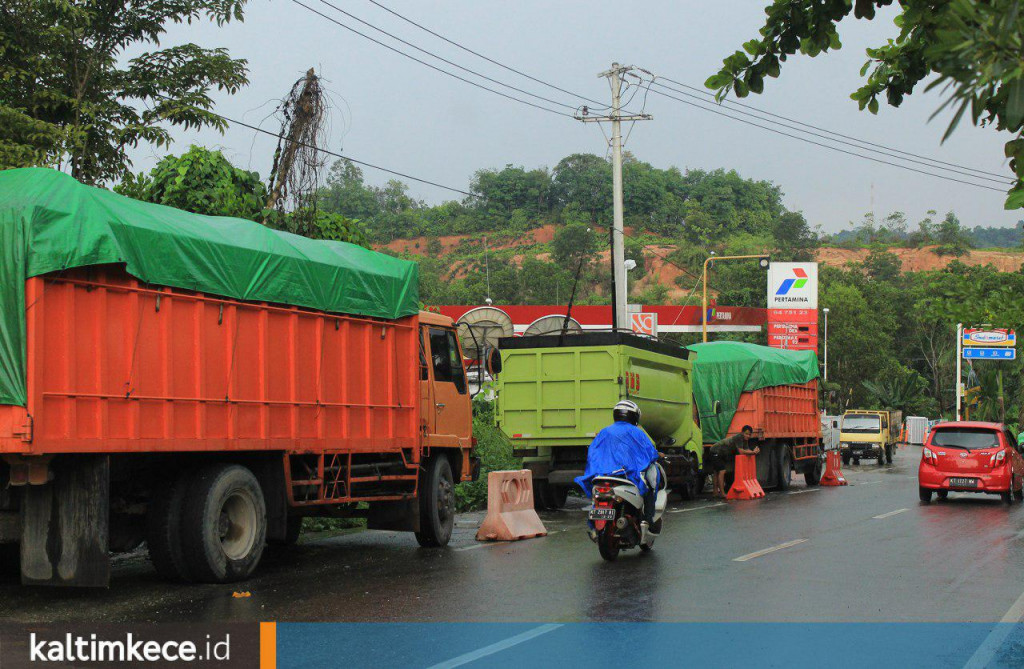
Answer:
(840, 410, 898, 466)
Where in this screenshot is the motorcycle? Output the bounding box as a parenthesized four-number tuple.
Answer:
(587, 463, 668, 561)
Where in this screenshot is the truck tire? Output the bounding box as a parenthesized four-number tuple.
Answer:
(842, 453, 850, 466)
(415, 457, 455, 547)
(776, 447, 792, 491)
(269, 515, 302, 547)
(146, 472, 194, 582)
(548, 485, 569, 510)
(181, 464, 267, 583)
(532, 478, 553, 511)
(886, 445, 894, 465)
(803, 458, 822, 487)
(876, 449, 885, 466)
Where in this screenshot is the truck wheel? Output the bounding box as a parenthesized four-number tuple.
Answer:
(532, 478, 553, 511)
(803, 458, 822, 487)
(842, 453, 850, 466)
(548, 485, 569, 510)
(919, 487, 933, 504)
(181, 464, 267, 583)
(597, 527, 619, 562)
(146, 472, 194, 582)
(776, 447, 792, 491)
(886, 445, 894, 465)
(415, 457, 455, 547)
(269, 515, 302, 546)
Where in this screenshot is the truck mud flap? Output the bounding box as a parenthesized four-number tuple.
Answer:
(21, 455, 109, 587)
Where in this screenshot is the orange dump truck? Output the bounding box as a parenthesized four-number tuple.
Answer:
(689, 342, 823, 489)
(0, 169, 475, 586)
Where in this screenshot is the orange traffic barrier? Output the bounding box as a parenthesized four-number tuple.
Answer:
(727, 453, 765, 500)
(476, 470, 548, 541)
(819, 450, 848, 486)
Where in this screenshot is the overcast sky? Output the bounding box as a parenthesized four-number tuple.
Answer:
(139, 0, 1020, 234)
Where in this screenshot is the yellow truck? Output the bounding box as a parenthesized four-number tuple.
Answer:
(840, 409, 901, 466)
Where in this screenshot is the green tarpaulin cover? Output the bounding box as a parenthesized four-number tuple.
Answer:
(689, 341, 820, 443)
(0, 168, 419, 406)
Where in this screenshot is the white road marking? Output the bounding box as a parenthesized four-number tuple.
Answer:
(787, 488, 822, 495)
(962, 587, 1024, 668)
(427, 624, 563, 669)
(857, 480, 882, 486)
(873, 508, 908, 519)
(669, 502, 726, 513)
(455, 541, 508, 552)
(733, 539, 807, 562)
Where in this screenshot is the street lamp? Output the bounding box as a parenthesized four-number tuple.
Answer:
(702, 254, 771, 343)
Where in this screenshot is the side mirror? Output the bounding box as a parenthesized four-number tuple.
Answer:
(832, 420, 839, 429)
(486, 348, 502, 376)
(713, 400, 722, 416)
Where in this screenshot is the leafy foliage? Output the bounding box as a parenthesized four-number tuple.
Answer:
(0, 0, 249, 184)
(709, 0, 1024, 208)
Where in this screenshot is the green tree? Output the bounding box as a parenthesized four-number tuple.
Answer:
(708, 0, 1024, 208)
(772, 211, 818, 260)
(115, 145, 266, 220)
(551, 153, 611, 223)
(935, 211, 973, 256)
(0, 0, 248, 184)
(551, 223, 597, 267)
(862, 363, 936, 415)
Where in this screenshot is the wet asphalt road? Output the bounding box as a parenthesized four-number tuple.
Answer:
(4, 444, 1024, 624)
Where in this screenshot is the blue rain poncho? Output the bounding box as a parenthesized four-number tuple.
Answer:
(575, 421, 660, 497)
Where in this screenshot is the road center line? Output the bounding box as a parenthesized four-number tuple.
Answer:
(427, 623, 563, 669)
(787, 488, 822, 495)
(962, 587, 1024, 668)
(733, 539, 807, 562)
(669, 502, 726, 513)
(873, 508, 908, 519)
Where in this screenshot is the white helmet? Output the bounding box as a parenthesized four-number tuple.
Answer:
(613, 399, 641, 425)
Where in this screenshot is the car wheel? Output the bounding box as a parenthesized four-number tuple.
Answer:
(936, 490, 948, 501)
(1001, 491, 1013, 505)
(919, 487, 933, 504)
(1015, 484, 1024, 502)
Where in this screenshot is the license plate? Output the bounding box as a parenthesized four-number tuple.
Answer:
(588, 507, 616, 521)
(949, 477, 978, 488)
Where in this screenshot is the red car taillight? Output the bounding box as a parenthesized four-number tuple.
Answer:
(923, 447, 938, 465)
(990, 450, 1007, 468)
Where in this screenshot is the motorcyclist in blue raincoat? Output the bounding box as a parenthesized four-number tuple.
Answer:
(575, 400, 661, 529)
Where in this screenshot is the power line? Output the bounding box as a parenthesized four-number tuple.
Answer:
(648, 87, 1008, 194)
(313, 0, 580, 112)
(288, 0, 573, 118)
(193, 104, 478, 198)
(656, 76, 1010, 182)
(363, 0, 626, 114)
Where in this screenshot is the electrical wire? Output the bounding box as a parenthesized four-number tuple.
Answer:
(656, 76, 1010, 182)
(288, 0, 574, 118)
(314, 0, 580, 112)
(651, 80, 1013, 186)
(647, 87, 1008, 193)
(362, 0, 647, 115)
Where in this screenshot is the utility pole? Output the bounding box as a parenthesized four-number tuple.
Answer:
(956, 322, 963, 421)
(577, 64, 651, 331)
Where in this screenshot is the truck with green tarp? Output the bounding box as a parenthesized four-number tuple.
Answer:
(492, 332, 705, 508)
(689, 341, 823, 489)
(0, 168, 476, 587)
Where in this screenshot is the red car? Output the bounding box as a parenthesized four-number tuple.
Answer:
(919, 421, 1024, 504)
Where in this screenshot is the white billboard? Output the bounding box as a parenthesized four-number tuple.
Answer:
(768, 262, 818, 310)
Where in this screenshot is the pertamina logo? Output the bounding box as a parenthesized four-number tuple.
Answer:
(775, 268, 809, 296)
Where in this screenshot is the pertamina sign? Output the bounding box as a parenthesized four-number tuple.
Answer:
(768, 262, 818, 310)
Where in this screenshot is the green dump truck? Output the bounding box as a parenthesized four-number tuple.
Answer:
(493, 332, 704, 509)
